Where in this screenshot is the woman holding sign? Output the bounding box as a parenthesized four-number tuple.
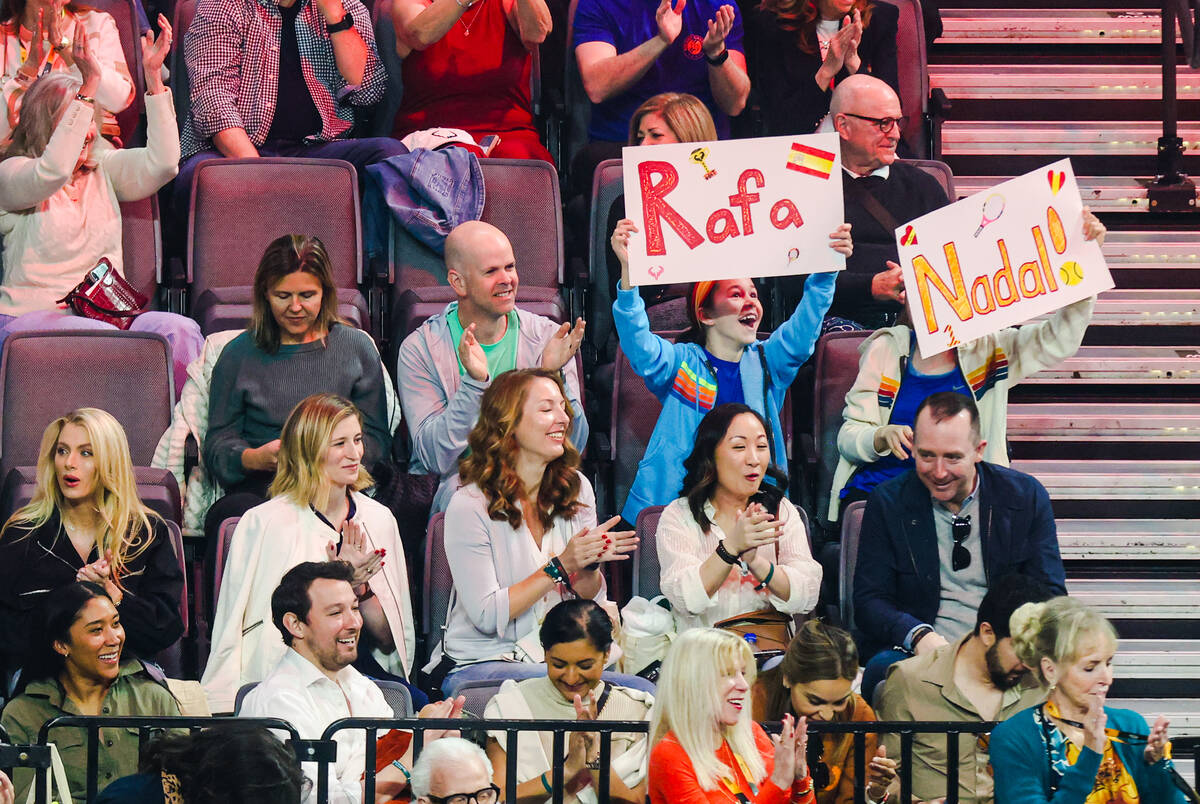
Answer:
(826, 209, 1106, 524)
(611, 217, 850, 525)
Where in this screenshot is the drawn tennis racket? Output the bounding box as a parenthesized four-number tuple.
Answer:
(974, 193, 1006, 237)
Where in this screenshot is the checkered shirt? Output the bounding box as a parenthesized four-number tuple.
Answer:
(181, 0, 386, 159)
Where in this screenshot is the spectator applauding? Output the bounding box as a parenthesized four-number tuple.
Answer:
(484, 599, 654, 803)
(754, 620, 896, 804)
(203, 394, 414, 714)
(854, 392, 1066, 700)
(647, 628, 816, 803)
(1, 582, 182, 801)
(398, 221, 587, 514)
(610, 218, 850, 524)
(391, 0, 554, 162)
(992, 597, 1186, 804)
(0, 409, 184, 675)
(657, 404, 821, 632)
(0, 25, 202, 387)
(429, 369, 636, 695)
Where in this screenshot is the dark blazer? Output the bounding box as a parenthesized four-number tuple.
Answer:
(852, 461, 1066, 658)
(0, 513, 184, 673)
(746, 1, 900, 136)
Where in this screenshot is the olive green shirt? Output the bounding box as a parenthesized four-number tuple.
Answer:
(0, 660, 181, 803)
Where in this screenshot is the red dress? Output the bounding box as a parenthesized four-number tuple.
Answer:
(392, 0, 553, 163)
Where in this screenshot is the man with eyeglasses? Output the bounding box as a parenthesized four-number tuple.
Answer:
(877, 575, 1054, 803)
(852, 392, 1066, 701)
(788, 73, 951, 333)
(410, 737, 501, 804)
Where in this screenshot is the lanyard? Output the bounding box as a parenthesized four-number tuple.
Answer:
(718, 752, 758, 804)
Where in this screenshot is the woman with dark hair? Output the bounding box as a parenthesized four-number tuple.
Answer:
(655, 404, 821, 632)
(202, 394, 413, 714)
(484, 598, 654, 803)
(0, 582, 181, 801)
(745, 0, 898, 136)
(95, 725, 307, 803)
(201, 234, 394, 579)
(0, 408, 184, 675)
(610, 220, 849, 525)
(753, 620, 896, 804)
(430, 368, 637, 695)
(1, 0, 134, 140)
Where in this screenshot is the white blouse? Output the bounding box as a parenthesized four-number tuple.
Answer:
(655, 496, 822, 632)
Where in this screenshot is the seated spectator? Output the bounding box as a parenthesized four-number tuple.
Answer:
(746, 0, 898, 137)
(993, 597, 1184, 803)
(0, 30, 203, 392)
(610, 219, 849, 524)
(485, 599, 655, 803)
(753, 620, 896, 804)
(202, 234, 393, 569)
(94, 724, 306, 803)
(782, 74, 948, 333)
(390, 0, 554, 162)
(428, 368, 636, 695)
(572, 0, 749, 172)
(853, 392, 1067, 700)
(0, 408, 184, 676)
(1, 582, 182, 801)
(175, 0, 406, 208)
(240, 561, 462, 804)
(397, 220, 586, 514)
(1, 0, 134, 141)
(203, 393, 414, 713)
(657, 404, 820, 632)
(877, 574, 1053, 804)
(647, 628, 815, 803)
(411, 738, 499, 804)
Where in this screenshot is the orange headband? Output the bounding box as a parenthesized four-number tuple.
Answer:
(691, 281, 717, 326)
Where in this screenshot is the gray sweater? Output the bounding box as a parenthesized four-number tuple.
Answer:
(204, 324, 392, 487)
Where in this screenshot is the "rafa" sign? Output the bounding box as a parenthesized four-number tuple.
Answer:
(896, 159, 1112, 354)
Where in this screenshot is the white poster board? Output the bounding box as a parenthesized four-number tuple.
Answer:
(896, 159, 1113, 354)
(621, 133, 846, 286)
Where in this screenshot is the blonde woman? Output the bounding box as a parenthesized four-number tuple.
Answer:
(201, 393, 414, 713)
(991, 597, 1184, 803)
(0, 408, 183, 675)
(647, 628, 816, 804)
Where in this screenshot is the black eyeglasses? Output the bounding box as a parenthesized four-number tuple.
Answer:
(951, 515, 972, 571)
(425, 784, 501, 804)
(807, 735, 832, 790)
(842, 112, 908, 133)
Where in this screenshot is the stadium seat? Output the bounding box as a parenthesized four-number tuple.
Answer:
(877, 0, 930, 158)
(186, 158, 369, 334)
(838, 500, 866, 633)
(902, 158, 957, 201)
(421, 512, 450, 663)
(631, 504, 665, 600)
(391, 285, 568, 351)
(586, 158, 624, 362)
(120, 196, 164, 305)
(211, 516, 240, 617)
(609, 346, 666, 520)
(811, 331, 871, 529)
(0, 465, 181, 526)
(0, 330, 175, 479)
(455, 678, 506, 719)
(235, 678, 409, 716)
(89, 0, 146, 146)
(169, 0, 197, 141)
(155, 519, 190, 676)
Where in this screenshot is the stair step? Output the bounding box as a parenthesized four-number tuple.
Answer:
(956, 176, 1155, 211)
(1066, 577, 1200, 618)
(1107, 698, 1200, 732)
(1057, 519, 1200, 560)
(1010, 460, 1200, 501)
(940, 8, 1174, 44)
(1115, 640, 1200, 678)
(941, 121, 1200, 156)
(1028, 290, 1200, 326)
(1007, 403, 1200, 441)
(1020, 346, 1200, 384)
(931, 65, 1200, 100)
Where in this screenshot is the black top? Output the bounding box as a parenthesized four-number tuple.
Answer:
(0, 513, 185, 674)
(266, 0, 322, 144)
(745, 1, 900, 137)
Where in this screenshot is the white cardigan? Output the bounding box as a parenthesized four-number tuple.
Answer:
(201, 492, 415, 713)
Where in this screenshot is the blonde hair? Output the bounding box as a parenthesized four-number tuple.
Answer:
(648, 629, 765, 789)
(1010, 596, 1118, 685)
(1, 409, 156, 587)
(269, 394, 373, 505)
(628, 92, 718, 146)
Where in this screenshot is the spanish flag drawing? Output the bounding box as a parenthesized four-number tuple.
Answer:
(786, 142, 835, 180)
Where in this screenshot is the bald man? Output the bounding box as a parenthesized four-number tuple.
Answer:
(796, 74, 951, 332)
(396, 221, 588, 513)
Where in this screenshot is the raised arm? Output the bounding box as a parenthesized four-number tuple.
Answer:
(700, 4, 748, 116)
(573, 0, 677, 104)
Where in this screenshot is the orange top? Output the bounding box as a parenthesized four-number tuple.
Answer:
(649, 723, 817, 804)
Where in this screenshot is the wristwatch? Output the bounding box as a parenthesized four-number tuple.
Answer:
(704, 47, 729, 66)
(53, 35, 70, 51)
(326, 11, 354, 33)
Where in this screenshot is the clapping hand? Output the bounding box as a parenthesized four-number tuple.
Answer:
(557, 515, 638, 574)
(1144, 716, 1170, 764)
(841, 9, 864, 73)
(18, 9, 47, 78)
(725, 503, 782, 562)
(77, 549, 123, 604)
(417, 695, 466, 741)
(655, 0, 684, 45)
(72, 24, 102, 97)
(702, 4, 735, 59)
(768, 715, 810, 790)
(325, 518, 384, 586)
(458, 322, 489, 382)
(541, 318, 586, 372)
(141, 14, 172, 93)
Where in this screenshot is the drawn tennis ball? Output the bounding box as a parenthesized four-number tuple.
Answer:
(1058, 261, 1084, 286)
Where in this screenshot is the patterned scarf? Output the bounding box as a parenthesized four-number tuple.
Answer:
(1037, 701, 1139, 804)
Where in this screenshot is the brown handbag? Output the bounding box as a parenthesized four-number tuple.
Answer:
(56, 258, 147, 330)
(714, 608, 794, 653)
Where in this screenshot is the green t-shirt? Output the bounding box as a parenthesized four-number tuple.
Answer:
(446, 302, 520, 378)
